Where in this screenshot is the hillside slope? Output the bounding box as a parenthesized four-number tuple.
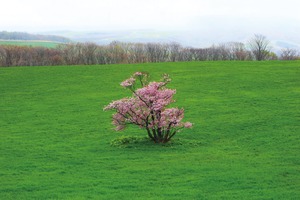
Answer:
(0, 31, 71, 43)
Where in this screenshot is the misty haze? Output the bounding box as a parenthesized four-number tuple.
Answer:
(1, 0, 300, 53)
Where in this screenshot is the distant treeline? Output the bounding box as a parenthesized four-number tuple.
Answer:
(0, 31, 71, 43)
(0, 41, 299, 67)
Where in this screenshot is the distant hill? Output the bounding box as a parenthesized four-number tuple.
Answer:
(40, 16, 300, 53)
(0, 31, 72, 43)
(43, 29, 300, 54)
(0, 40, 61, 48)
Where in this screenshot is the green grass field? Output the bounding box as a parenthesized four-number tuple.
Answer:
(0, 40, 61, 48)
(0, 61, 299, 199)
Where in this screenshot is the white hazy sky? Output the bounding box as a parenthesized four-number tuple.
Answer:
(1, 0, 300, 32)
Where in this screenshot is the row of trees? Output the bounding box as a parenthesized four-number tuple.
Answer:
(0, 35, 299, 67)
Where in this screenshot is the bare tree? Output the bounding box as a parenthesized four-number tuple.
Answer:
(0, 46, 7, 66)
(280, 48, 299, 60)
(131, 43, 148, 63)
(82, 42, 98, 64)
(146, 43, 168, 63)
(248, 34, 271, 61)
(227, 42, 250, 60)
(169, 42, 181, 62)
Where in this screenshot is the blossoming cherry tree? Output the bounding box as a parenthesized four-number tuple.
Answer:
(104, 72, 192, 143)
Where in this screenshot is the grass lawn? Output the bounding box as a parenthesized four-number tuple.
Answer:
(0, 61, 299, 199)
(0, 40, 61, 48)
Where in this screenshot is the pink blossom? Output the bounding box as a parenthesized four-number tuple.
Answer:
(184, 122, 193, 128)
(104, 72, 193, 143)
(134, 72, 143, 76)
(120, 77, 135, 88)
(162, 73, 171, 83)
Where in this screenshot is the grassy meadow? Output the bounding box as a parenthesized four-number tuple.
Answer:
(0, 61, 299, 199)
(0, 40, 60, 48)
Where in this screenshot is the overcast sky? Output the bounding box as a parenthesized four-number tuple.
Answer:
(1, 0, 300, 32)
